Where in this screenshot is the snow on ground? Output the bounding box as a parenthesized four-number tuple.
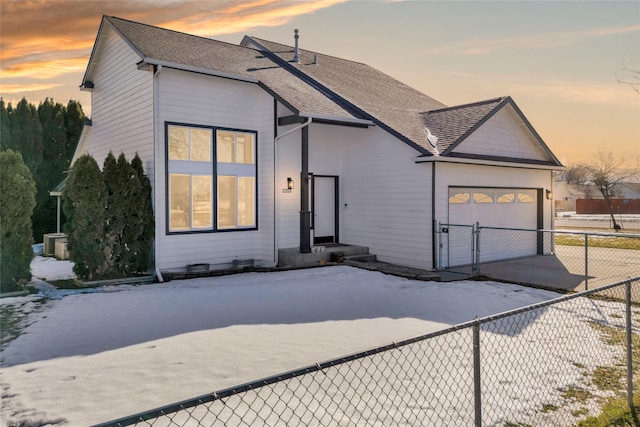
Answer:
(0, 259, 627, 426)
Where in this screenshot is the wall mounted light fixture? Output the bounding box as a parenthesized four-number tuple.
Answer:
(546, 189, 553, 200)
(287, 177, 294, 190)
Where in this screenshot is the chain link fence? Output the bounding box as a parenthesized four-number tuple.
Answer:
(437, 224, 640, 291)
(94, 278, 640, 427)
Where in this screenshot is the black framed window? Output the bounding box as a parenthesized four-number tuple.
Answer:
(166, 123, 257, 233)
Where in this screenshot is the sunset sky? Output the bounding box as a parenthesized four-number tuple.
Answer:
(1, 0, 639, 167)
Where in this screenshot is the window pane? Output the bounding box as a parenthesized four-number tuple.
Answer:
(235, 132, 254, 164)
(190, 128, 211, 162)
(473, 192, 494, 203)
(217, 131, 234, 163)
(192, 175, 212, 228)
(518, 192, 535, 203)
(168, 126, 189, 160)
(497, 192, 516, 203)
(449, 192, 470, 204)
(218, 176, 236, 229)
(238, 177, 255, 227)
(170, 174, 190, 231)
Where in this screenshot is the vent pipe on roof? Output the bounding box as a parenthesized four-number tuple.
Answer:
(293, 29, 300, 63)
(313, 54, 318, 65)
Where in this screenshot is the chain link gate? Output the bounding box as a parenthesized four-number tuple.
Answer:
(436, 222, 479, 274)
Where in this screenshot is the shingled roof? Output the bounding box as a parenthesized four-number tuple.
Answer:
(244, 37, 447, 154)
(86, 17, 359, 121)
(421, 97, 507, 153)
(84, 16, 561, 165)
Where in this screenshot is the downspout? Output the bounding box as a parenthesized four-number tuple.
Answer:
(272, 100, 278, 267)
(153, 64, 164, 282)
(431, 161, 437, 270)
(274, 117, 312, 261)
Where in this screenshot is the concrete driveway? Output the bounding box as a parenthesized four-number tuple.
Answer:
(478, 245, 640, 293)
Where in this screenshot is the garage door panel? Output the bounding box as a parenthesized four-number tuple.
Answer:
(446, 187, 538, 266)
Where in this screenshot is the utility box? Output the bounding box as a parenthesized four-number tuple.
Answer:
(43, 233, 66, 256)
(54, 238, 69, 260)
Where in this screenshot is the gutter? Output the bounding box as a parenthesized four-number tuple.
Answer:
(414, 156, 566, 171)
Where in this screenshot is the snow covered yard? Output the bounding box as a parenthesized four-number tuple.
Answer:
(0, 257, 631, 426)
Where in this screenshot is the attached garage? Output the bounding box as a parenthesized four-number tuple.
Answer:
(448, 187, 539, 229)
(444, 186, 544, 267)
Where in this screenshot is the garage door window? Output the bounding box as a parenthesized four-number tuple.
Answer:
(497, 192, 516, 203)
(449, 191, 470, 204)
(518, 191, 535, 203)
(473, 192, 494, 203)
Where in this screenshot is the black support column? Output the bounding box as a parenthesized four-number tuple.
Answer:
(299, 125, 312, 253)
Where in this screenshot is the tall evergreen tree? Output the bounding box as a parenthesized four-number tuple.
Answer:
(33, 99, 68, 240)
(63, 154, 107, 280)
(0, 150, 37, 292)
(10, 98, 43, 174)
(131, 154, 154, 273)
(64, 100, 85, 164)
(0, 99, 10, 151)
(102, 151, 119, 274)
(115, 153, 144, 276)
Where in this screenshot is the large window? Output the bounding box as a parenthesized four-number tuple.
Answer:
(167, 123, 256, 233)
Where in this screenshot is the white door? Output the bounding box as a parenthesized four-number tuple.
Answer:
(313, 176, 337, 244)
(447, 187, 539, 265)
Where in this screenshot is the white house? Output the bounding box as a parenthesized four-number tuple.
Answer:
(77, 16, 563, 274)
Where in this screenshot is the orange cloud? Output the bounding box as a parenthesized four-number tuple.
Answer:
(0, 0, 346, 84)
(159, 0, 347, 37)
(1, 57, 88, 80)
(429, 24, 640, 55)
(1, 83, 62, 94)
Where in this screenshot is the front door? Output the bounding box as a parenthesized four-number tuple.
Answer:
(312, 175, 338, 244)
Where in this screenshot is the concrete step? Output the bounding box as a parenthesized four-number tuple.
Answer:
(343, 254, 378, 263)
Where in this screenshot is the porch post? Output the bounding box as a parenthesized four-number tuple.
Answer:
(299, 125, 312, 253)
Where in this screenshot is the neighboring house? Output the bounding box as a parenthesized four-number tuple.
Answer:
(618, 182, 640, 199)
(77, 16, 563, 274)
(553, 182, 588, 212)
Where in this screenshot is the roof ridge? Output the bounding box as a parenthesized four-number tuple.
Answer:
(106, 15, 260, 53)
(248, 36, 371, 67)
(424, 96, 507, 114)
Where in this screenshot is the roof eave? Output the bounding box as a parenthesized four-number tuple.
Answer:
(138, 58, 259, 84)
(299, 112, 374, 126)
(415, 153, 566, 171)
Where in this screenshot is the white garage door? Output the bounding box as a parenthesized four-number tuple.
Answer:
(446, 187, 539, 265)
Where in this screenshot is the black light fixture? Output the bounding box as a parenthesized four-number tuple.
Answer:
(287, 177, 294, 190)
(546, 189, 553, 200)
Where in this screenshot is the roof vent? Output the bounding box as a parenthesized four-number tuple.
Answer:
(426, 127, 439, 147)
(313, 54, 318, 65)
(293, 29, 300, 63)
(426, 128, 440, 154)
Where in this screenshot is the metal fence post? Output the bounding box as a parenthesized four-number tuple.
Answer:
(584, 234, 589, 291)
(435, 220, 441, 271)
(626, 280, 634, 413)
(473, 323, 482, 427)
(474, 222, 481, 275)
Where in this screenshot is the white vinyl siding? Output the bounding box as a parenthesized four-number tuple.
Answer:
(451, 105, 550, 161)
(155, 69, 274, 270)
(276, 124, 433, 270)
(87, 26, 154, 178)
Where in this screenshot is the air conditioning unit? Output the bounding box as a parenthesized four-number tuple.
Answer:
(55, 238, 69, 260)
(43, 233, 66, 256)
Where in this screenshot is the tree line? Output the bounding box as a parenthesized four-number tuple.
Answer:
(0, 97, 85, 241)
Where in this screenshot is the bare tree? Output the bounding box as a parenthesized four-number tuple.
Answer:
(579, 149, 639, 230)
(618, 61, 640, 94)
(562, 165, 589, 185)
